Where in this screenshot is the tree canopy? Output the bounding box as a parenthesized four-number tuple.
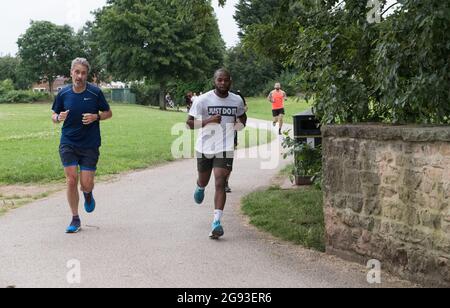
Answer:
(224, 44, 278, 96)
(17, 21, 78, 92)
(76, 22, 108, 84)
(231, 0, 450, 124)
(93, 0, 225, 109)
(0, 56, 35, 90)
(0, 56, 18, 82)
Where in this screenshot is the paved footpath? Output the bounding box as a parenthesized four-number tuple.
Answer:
(0, 119, 414, 288)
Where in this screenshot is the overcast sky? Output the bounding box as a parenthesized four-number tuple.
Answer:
(0, 0, 240, 56)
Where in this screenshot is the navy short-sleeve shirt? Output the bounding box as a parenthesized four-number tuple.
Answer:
(52, 83, 110, 149)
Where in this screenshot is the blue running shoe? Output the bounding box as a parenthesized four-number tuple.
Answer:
(194, 186, 205, 205)
(84, 192, 96, 213)
(209, 221, 224, 240)
(66, 218, 81, 234)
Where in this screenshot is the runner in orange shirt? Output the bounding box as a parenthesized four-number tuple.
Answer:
(268, 82, 287, 135)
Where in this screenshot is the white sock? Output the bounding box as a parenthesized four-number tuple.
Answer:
(214, 210, 223, 223)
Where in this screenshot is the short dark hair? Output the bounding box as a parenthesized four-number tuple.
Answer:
(214, 68, 231, 80)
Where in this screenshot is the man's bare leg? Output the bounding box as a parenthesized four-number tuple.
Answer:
(194, 169, 212, 205)
(64, 166, 82, 233)
(213, 168, 231, 211)
(198, 169, 213, 188)
(65, 166, 79, 217)
(80, 171, 95, 194)
(209, 167, 231, 239)
(80, 170, 96, 213)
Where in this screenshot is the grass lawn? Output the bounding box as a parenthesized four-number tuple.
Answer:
(0, 103, 273, 185)
(242, 186, 325, 252)
(246, 97, 312, 124)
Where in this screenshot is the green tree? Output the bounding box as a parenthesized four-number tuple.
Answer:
(94, 0, 225, 109)
(0, 56, 35, 90)
(17, 21, 78, 93)
(0, 79, 14, 95)
(77, 22, 108, 84)
(0, 56, 18, 81)
(224, 44, 278, 96)
(231, 0, 450, 124)
(235, 0, 280, 37)
(14, 63, 35, 90)
(234, 0, 300, 67)
(372, 0, 450, 123)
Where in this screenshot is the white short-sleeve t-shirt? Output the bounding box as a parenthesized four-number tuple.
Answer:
(189, 90, 246, 155)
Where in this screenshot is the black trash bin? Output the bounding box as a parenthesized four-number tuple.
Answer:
(293, 109, 321, 147)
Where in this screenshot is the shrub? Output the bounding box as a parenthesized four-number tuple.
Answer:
(130, 82, 160, 106)
(0, 90, 51, 104)
(0, 79, 15, 95)
(282, 132, 322, 187)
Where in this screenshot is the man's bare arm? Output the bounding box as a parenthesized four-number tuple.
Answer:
(238, 113, 247, 127)
(234, 113, 248, 131)
(52, 110, 70, 124)
(99, 109, 113, 121)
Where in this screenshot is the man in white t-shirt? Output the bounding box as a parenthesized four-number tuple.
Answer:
(186, 68, 247, 239)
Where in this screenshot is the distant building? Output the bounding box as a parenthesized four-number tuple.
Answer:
(101, 81, 127, 89)
(32, 76, 69, 93)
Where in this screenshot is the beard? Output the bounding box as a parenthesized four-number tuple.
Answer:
(215, 86, 230, 95)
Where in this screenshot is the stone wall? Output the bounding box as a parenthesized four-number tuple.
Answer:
(322, 125, 450, 287)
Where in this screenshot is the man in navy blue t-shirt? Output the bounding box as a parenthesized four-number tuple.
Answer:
(52, 58, 113, 234)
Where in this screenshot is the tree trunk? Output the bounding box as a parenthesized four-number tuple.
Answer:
(159, 82, 167, 111)
(48, 77, 54, 94)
